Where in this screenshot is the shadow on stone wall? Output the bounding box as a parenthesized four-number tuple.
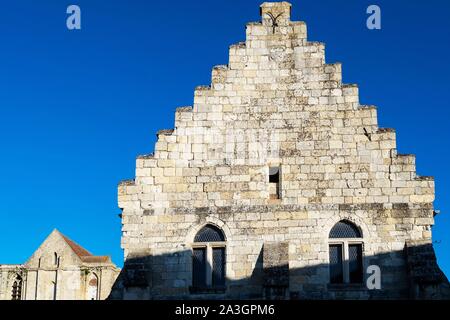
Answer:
(108, 242, 450, 300)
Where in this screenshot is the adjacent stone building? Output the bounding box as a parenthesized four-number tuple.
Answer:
(111, 2, 450, 300)
(0, 229, 120, 300)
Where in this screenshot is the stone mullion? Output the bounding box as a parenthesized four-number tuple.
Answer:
(206, 244, 213, 287)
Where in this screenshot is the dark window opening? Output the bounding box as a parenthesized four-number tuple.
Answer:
(329, 221, 364, 286)
(192, 248, 207, 288)
(349, 244, 363, 284)
(329, 244, 344, 284)
(269, 167, 280, 199)
(212, 248, 225, 287)
(192, 225, 226, 292)
(11, 275, 22, 300)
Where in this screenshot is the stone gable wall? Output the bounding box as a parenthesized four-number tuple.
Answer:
(116, 2, 445, 300)
(0, 231, 120, 300)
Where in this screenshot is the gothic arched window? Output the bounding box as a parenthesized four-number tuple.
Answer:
(11, 275, 22, 300)
(192, 225, 226, 291)
(87, 273, 99, 300)
(329, 220, 364, 285)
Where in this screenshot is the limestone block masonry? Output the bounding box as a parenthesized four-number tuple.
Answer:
(111, 2, 450, 300)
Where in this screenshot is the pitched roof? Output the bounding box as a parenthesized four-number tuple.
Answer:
(55, 230, 111, 264)
(60, 234, 93, 258)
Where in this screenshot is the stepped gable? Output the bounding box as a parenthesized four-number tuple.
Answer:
(114, 2, 447, 300)
(120, 0, 432, 211)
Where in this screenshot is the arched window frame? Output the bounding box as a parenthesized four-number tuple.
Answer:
(328, 220, 364, 285)
(190, 224, 226, 291)
(11, 274, 23, 300)
(87, 272, 99, 300)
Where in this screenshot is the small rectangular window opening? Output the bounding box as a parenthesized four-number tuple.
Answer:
(269, 167, 281, 200)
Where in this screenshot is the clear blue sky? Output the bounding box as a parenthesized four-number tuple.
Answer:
(0, 0, 449, 276)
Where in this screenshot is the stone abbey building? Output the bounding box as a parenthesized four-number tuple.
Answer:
(111, 2, 450, 300)
(0, 230, 119, 300)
